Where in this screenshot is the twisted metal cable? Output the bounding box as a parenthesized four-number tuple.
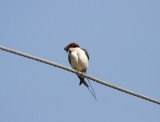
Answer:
(0, 46, 160, 105)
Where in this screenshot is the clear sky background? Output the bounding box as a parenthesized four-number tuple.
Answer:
(0, 0, 160, 122)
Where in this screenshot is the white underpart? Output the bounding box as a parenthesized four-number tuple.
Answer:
(69, 47, 88, 72)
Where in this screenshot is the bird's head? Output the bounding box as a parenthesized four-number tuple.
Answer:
(64, 42, 80, 52)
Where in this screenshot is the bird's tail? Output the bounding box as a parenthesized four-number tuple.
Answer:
(77, 75, 97, 100)
(78, 76, 89, 87)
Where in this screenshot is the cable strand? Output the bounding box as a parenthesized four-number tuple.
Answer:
(0, 46, 160, 105)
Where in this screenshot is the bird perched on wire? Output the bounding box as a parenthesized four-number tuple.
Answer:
(64, 42, 96, 100)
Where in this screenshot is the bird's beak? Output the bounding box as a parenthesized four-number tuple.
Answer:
(64, 47, 68, 52)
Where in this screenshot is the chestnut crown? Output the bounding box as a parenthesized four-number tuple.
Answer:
(64, 42, 79, 51)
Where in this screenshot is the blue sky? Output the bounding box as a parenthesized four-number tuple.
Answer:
(0, 0, 160, 122)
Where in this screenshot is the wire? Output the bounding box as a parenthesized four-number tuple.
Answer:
(0, 46, 160, 105)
